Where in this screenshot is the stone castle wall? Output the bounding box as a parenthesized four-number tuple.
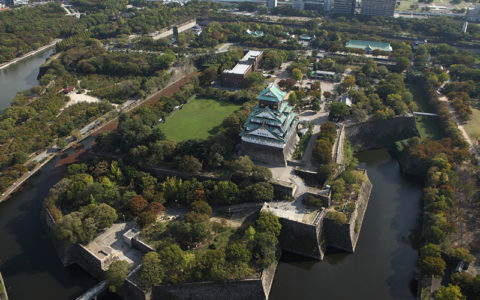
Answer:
(277, 210, 326, 260)
(345, 115, 418, 151)
(324, 171, 372, 252)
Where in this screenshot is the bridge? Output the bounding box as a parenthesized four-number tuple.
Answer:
(413, 112, 439, 117)
(76, 281, 107, 300)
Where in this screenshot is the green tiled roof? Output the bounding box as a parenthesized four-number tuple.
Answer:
(346, 40, 392, 52)
(257, 85, 286, 103)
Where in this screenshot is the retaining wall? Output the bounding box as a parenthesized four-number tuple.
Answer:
(344, 115, 418, 151)
(277, 210, 326, 260)
(324, 171, 372, 252)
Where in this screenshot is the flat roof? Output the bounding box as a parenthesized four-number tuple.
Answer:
(346, 40, 392, 52)
(313, 70, 336, 75)
(240, 50, 263, 62)
(223, 63, 251, 75)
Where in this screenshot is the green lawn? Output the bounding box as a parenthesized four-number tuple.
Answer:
(408, 82, 444, 139)
(415, 115, 444, 139)
(463, 106, 480, 142)
(160, 98, 241, 141)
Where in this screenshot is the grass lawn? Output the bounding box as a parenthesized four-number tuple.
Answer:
(463, 106, 480, 142)
(397, 0, 471, 11)
(415, 115, 444, 139)
(160, 98, 241, 141)
(408, 82, 444, 139)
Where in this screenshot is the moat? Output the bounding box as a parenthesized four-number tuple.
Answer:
(0, 144, 422, 299)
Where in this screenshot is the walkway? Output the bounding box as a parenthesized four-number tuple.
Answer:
(151, 19, 197, 40)
(76, 281, 107, 300)
(413, 111, 439, 117)
(0, 39, 62, 70)
(438, 95, 475, 150)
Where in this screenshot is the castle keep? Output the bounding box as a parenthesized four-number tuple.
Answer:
(240, 84, 298, 165)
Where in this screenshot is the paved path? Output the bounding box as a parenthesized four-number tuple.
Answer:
(0, 39, 61, 70)
(152, 20, 197, 40)
(439, 95, 475, 150)
(413, 111, 439, 117)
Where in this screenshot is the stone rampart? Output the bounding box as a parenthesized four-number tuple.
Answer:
(324, 170, 372, 252)
(150, 262, 277, 300)
(344, 115, 418, 151)
(132, 237, 155, 254)
(277, 210, 326, 260)
(269, 178, 296, 197)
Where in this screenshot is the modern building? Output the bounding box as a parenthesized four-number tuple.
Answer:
(222, 50, 264, 88)
(310, 70, 339, 81)
(338, 94, 352, 107)
(345, 40, 392, 53)
(245, 29, 264, 38)
(360, 0, 396, 17)
(333, 0, 356, 15)
(466, 4, 480, 23)
(266, 0, 277, 9)
(239, 84, 299, 165)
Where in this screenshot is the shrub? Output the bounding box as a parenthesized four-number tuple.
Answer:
(326, 211, 347, 226)
(105, 260, 131, 292)
(419, 256, 446, 277)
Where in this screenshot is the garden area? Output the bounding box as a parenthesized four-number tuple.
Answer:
(160, 98, 241, 141)
(463, 105, 480, 142)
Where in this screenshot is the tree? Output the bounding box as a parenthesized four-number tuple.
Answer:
(251, 166, 272, 182)
(291, 68, 303, 81)
(147, 202, 165, 215)
(226, 242, 251, 264)
(435, 284, 464, 300)
(245, 72, 265, 88)
(419, 256, 446, 277)
(92, 203, 118, 229)
(420, 244, 441, 258)
(199, 68, 217, 86)
(191, 200, 212, 216)
(342, 75, 356, 89)
(329, 102, 350, 121)
(177, 155, 202, 174)
(230, 156, 254, 179)
(129, 195, 148, 215)
(288, 92, 298, 106)
(138, 211, 157, 227)
(105, 260, 131, 293)
(157, 244, 186, 283)
(450, 247, 476, 264)
(395, 56, 410, 72)
(140, 252, 164, 289)
(54, 211, 97, 245)
(256, 212, 281, 236)
(247, 182, 274, 202)
(313, 139, 332, 165)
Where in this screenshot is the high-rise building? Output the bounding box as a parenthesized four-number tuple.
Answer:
(333, 0, 355, 15)
(266, 0, 277, 9)
(360, 0, 396, 17)
(324, 0, 332, 13)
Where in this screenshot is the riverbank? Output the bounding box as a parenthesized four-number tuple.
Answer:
(0, 64, 197, 203)
(0, 39, 62, 70)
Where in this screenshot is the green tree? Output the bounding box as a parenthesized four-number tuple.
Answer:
(435, 284, 464, 300)
(191, 200, 212, 216)
(226, 242, 251, 264)
(291, 68, 303, 81)
(256, 212, 282, 236)
(140, 252, 164, 289)
(329, 102, 350, 121)
(419, 256, 446, 277)
(158, 244, 186, 283)
(326, 211, 347, 225)
(247, 182, 274, 202)
(178, 155, 202, 174)
(420, 244, 441, 258)
(105, 260, 131, 293)
(395, 56, 410, 72)
(245, 72, 265, 87)
(92, 203, 118, 229)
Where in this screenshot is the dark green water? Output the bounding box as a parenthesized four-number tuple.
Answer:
(0, 47, 54, 110)
(270, 149, 422, 300)
(0, 146, 422, 299)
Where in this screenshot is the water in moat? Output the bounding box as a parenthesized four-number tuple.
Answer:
(0, 145, 422, 299)
(270, 149, 423, 300)
(0, 47, 55, 110)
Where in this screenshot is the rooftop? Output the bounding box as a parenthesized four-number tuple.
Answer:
(240, 50, 263, 62)
(346, 40, 392, 52)
(257, 84, 287, 103)
(223, 63, 251, 75)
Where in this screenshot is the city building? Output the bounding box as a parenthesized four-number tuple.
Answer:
(466, 4, 480, 22)
(333, 0, 356, 15)
(266, 0, 277, 9)
(239, 84, 299, 165)
(346, 40, 392, 53)
(310, 70, 339, 81)
(360, 0, 395, 17)
(222, 50, 263, 88)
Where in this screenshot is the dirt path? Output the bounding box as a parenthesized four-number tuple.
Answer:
(439, 95, 475, 150)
